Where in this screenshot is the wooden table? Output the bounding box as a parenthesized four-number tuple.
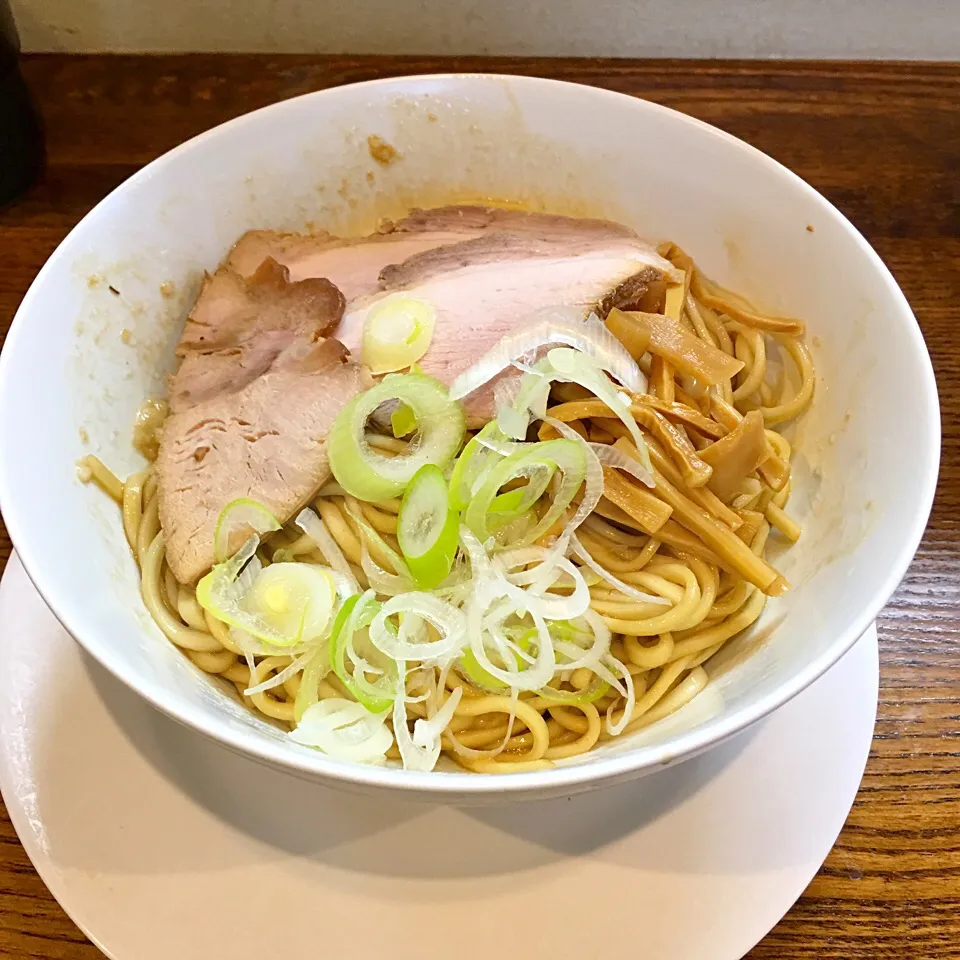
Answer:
(0, 55, 957, 958)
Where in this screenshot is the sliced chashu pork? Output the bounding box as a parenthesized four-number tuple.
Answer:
(156, 258, 371, 583)
(158, 207, 677, 580)
(338, 207, 679, 420)
(224, 219, 487, 302)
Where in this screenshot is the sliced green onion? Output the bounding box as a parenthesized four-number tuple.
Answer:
(362, 295, 436, 375)
(488, 469, 553, 530)
(370, 592, 466, 663)
(213, 498, 280, 563)
(463, 438, 586, 545)
(342, 498, 415, 596)
(497, 403, 530, 440)
(294, 644, 332, 722)
(295, 507, 359, 591)
(243, 562, 336, 642)
(289, 699, 392, 764)
(459, 646, 508, 691)
(447, 307, 646, 402)
(391, 403, 417, 438)
(397, 464, 460, 590)
(497, 358, 554, 439)
(459, 625, 535, 691)
(448, 420, 507, 512)
(197, 538, 305, 647)
(329, 592, 396, 713)
(327, 372, 465, 501)
(488, 487, 527, 517)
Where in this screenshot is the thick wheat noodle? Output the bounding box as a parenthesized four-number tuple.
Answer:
(621, 666, 710, 736)
(625, 632, 676, 669)
(139, 533, 223, 653)
(359, 501, 398, 535)
(82, 241, 813, 773)
(448, 695, 551, 761)
(177, 585, 207, 630)
(223, 663, 252, 685)
(601, 655, 695, 737)
(758, 338, 815, 425)
(136, 495, 160, 566)
(77, 454, 124, 502)
(274, 532, 319, 562)
(577, 526, 661, 572)
(315, 498, 363, 565)
(248, 657, 297, 722)
(581, 512, 649, 546)
(188, 648, 238, 673)
(543, 704, 603, 759)
(673, 588, 767, 659)
(684, 292, 717, 346)
(162, 565, 180, 614)
(731, 322, 768, 402)
(691, 271, 806, 336)
(121, 471, 145, 551)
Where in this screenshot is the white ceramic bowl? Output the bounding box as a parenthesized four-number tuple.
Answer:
(0, 75, 939, 802)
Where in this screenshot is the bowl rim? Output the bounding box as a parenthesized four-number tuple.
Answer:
(0, 72, 941, 795)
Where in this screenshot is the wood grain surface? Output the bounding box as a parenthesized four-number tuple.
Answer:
(0, 55, 957, 958)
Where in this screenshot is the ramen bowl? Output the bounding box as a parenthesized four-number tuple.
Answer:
(0, 75, 939, 802)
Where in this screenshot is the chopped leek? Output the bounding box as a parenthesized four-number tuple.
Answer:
(447, 306, 645, 401)
(329, 592, 396, 713)
(459, 623, 535, 691)
(546, 347, 654, 475)
(213, 498, 280, 563)
(391, 403, 417, 438)
(448, 421, 506, 511)
(244, 562, 336, 642)
(293, 644, 332, 722)
(397, 464, 459, 589)
(463, 438, 586, 545)
(197, 537, 302, 647)
(290, 699, 392, 764)
(362, 295, 436, 375)
(327, 372, 465, 501)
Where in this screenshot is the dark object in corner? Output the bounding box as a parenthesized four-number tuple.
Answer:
(0, 0, 43, 206)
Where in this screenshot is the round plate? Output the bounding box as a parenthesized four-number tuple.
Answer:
(0, 554, 878, 960)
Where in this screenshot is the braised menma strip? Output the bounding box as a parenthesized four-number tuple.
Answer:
(733, 508, 765, 546)
(606, 308, 745, 386)
(708, 394, 791, 491)
(547, 398, 712, 489)
(600, 468, 673, 534)
(698, 409, 767, 502)
(548, 400, 742, 531)
(612, 438, 787, 596)
(632, 405, 711, 488)
(649, 355, 675, 404)
(604, 307, 651, 360)
(632, 393, 726, 440)
(641, 434, 743, 531)
(590, 496, 726, 570)
(648, 254, 694, 404)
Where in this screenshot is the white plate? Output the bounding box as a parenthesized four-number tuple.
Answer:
(0, 554, 878, 960)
